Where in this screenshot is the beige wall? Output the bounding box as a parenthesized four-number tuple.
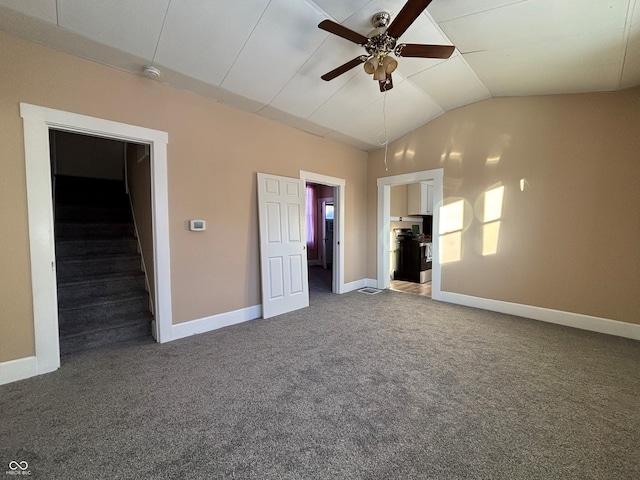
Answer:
(367, 89, 640, 325)
(0, 31, 368, 362)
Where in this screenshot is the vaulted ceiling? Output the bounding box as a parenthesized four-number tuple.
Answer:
(1, 0, 639, 151)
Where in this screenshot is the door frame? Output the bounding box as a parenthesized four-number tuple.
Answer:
(300, 171, 345, 294)
(319, 198, 333, 270)
(377, 168, 443, 300)
(20, 103, 173, 376)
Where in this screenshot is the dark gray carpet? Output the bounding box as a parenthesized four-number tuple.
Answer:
(308, 265, 332, 293)
(2, 288, 639, 479)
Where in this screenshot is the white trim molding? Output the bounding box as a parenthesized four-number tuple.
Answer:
(299, 170, 346, 294)
(172, 305, 262, 341)
(0, 356, 38, 386)
(439, 291, 640, 341)
(14, 103, 173, 385)
(342, 278, 378, 293)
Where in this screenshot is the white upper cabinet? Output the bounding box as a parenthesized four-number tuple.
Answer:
(407, 182, 434, 215)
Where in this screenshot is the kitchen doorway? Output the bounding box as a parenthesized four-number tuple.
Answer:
(376, 169, 444, 301)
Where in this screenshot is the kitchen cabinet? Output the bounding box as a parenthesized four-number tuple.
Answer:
(407, 182, 433, 215)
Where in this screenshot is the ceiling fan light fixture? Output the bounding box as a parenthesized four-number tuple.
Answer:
(374, 64, 387, 81)
(382, 55, 398, 73)
(364, 57, 379, 75)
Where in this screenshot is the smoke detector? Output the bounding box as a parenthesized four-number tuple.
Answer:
(142, 65, 161, 79)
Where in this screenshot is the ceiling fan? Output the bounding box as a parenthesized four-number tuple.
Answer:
(318, 0, 454, 92)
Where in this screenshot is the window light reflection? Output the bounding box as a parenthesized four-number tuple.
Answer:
(482, 186, 504, 256)
(441, 231, 462, 264)
(484, 186, 504, 223)
(482, 221, 501, 256)
(439, 199, 464, 264)
(440, 199, 464, 234)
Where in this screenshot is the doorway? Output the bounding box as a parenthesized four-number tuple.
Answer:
(20, 103, 172, 376)
(50, 130, 155, 355)
(299, 171, 345, 295)
(376, 169, 444, 301)
(307, 185, 335, 294)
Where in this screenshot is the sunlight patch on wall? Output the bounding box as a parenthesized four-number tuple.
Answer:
(519, 177, 529, 191)
(441, 199, 464, 234)
(440, 199, 464, 264)
(484, 186, 504, 222)
(441, 231, 462, 263)
(482, 221, 501, 256)
(486, 134, 511, 165)
(482, 185, 504, 256)
(393, 147, 416, 162)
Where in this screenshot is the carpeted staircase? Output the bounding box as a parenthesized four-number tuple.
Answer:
(54, 175, 153, 356)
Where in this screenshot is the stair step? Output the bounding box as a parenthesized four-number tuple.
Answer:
(58, 292, 149, 326)
(53, 175, 154, 354)
(58, 282, 148, 310)
(59, 313, 153, 356)
(55, 221, 135, 239)
(55, 205, 132, 222)
(57, 272, 145, 305)
(55, 237, 138, 257)
(56, 253, 141, 281)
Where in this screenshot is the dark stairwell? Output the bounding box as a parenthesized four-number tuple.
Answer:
(54, 175, 154, 356)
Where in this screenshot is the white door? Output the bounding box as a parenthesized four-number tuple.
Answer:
(257, 172, 309, 319)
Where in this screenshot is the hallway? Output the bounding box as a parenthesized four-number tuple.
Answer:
(308, 265, 332, 294)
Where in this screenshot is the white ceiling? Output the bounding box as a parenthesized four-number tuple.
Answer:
(1, 0, 639, 151)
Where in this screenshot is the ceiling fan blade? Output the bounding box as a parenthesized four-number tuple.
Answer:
(379, 73, 394, 92)
(321, 56, 367, 81)
(387, 0, 433, 39)
(396, 43, 454, 59)
(318, 20, 368, 45)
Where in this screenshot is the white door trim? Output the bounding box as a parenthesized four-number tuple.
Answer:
(300, 171, 345, 294)
(376, 169, 443, 300)
(318, 197, 333, 271)
(20, 103, 173, 376)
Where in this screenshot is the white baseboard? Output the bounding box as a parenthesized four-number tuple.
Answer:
(171, 304, 262, 341)
(439, 291, 640, 341)
(0, 356, 37, 386)
(364, 278, 378, 288)
(343, 278, 378, 293)
(307, 260, 322, 267)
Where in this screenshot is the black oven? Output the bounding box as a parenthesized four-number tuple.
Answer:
(394, 231, 432, 284)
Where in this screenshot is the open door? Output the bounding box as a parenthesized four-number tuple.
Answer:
(257, 172, 309, 319)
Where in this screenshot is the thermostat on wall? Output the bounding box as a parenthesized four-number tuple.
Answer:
(189, 219, 206, 231)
